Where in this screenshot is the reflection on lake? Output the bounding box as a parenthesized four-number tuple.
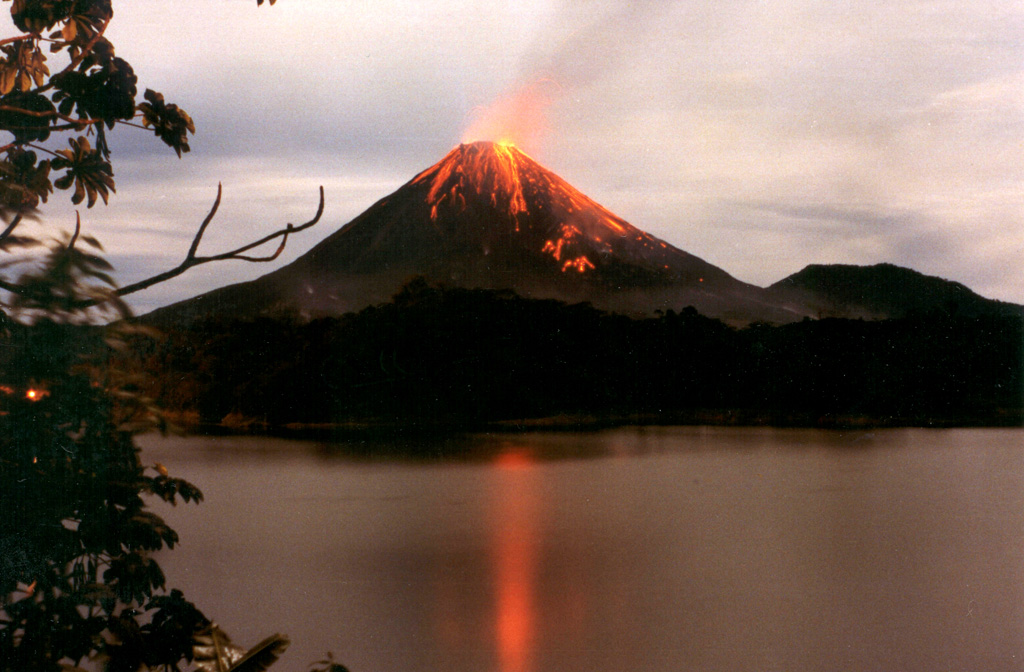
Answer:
(491, 451, 538, 672)
(141, 427, 1024, 672)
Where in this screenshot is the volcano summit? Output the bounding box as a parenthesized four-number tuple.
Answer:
(148, 141, 804, 324)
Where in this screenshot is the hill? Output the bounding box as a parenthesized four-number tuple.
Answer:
(768, 263, 1024, 320)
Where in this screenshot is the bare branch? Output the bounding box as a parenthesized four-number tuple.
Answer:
(0, 186, 325, 310)
(186, 183, 221, 260)
(67, 212, 81, 249)
(231, 225, 290, 262)
(113, 185, 324, 299)
(196, 194, 323, 263)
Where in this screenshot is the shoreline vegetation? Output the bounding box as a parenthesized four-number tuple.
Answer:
(161, 407, 1024, 441)
(130, 283, 1022, 439)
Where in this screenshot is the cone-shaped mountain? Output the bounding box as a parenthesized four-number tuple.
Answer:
(147, 141, 803, 324)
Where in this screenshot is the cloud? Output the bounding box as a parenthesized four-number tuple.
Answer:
(32, 0, 1022, 308)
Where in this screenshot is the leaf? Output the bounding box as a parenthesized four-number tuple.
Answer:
(0, 150, 53, 209)
(102, 552, 166, 604)
(138, 89, 195, 157)
(193, 626, 290, 672)
(194, 624, 247, 672)
(0, 66, 16, 95)
(50, 55, 137, 129)
(0, 90, 57, 143)
(228, 635, 291, 672)
(10, 0, 69, 33)
(143, 590, 210, 668)
(224, 635, 288, 672)
(51, 136, 115, 207)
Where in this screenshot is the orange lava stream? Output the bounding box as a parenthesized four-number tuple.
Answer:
(541, 223, 582, 262)
(421, 143, 530, 225)
(562, 256, 595, 273)
(411, 142, 673, 276)
(492, 143, 529, 219)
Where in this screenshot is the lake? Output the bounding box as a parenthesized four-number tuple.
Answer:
(141, 427, 1024, 672)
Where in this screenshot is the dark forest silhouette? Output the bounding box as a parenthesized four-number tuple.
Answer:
(130, 280, 1023, 432)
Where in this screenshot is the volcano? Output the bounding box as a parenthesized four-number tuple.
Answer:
(147, 141, 805, 324)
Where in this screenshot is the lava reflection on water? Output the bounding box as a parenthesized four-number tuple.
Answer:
(491, 448, 541, 672)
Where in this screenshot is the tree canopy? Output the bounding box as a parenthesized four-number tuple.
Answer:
(0, 0, 322, 312)
(0, 0, 197, 212)
(0, 2, 342, 671)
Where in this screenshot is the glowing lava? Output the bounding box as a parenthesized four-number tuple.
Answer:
(541, 224, 581, 261)
(415, 142, 530, 228)
(406, 140, 677, 278)
(561, 257, 595, 273)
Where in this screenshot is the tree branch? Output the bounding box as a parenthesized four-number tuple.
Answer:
(0, 186, 324, 309)
(59, 17, 111, 76)
(186, 183, 221, 260)
(112, 185, 324, 299)
(34, 15, 112, 95)
(0, 34, 33, 48)
(67, 212, 81, 249)
(0, 105, 103, 126)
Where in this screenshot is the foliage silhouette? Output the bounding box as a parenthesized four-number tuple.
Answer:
(0, 229, 211, 671)
(137, 281, 1023, 432)
(0, 1, 331, 670)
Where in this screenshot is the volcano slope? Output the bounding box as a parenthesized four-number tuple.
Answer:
(146, 141, 807, 326)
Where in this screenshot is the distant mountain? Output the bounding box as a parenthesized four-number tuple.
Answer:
(145, 142, 804, 326)
(767, 263, 1024, 320)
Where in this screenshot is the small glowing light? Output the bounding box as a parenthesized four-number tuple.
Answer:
(24, 388, 49, 402)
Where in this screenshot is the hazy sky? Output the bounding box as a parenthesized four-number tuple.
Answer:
(14, 1, 1023, 312)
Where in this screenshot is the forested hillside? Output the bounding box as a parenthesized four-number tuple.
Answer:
(129, 282, 1024, 430)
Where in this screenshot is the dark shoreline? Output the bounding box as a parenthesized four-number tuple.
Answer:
(164, 408, 1024, 443)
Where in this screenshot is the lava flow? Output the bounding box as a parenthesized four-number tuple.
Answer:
(414, 141, 530, 227)
(407, 141, 674, 277)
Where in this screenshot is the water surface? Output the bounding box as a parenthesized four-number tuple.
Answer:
(143, 427, 1024, 672)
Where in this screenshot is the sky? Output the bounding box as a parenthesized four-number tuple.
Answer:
(11, 0, 1024, 313)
